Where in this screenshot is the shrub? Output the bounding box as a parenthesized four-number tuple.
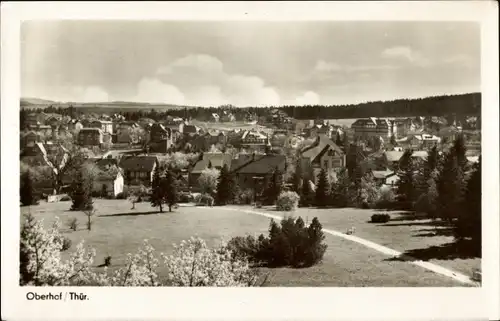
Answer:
(178, 192, 193, 203)
(276, 191, 300, 211)
(67, 218, 78, 231)
(237, 189, 254, 205)
(60, 236, 72, 252)
(375, 187, 397, 209)
(228, 216, 327, 268)
(194, 193, 214, 206)
(370, 213, 391, 223)
(116, 192, 126, 199)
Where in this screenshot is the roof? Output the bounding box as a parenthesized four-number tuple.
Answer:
(183, 125, 199, 133)
(119, 156, 158, 172)
(301, 135, 344, 160)
(372, 170, 396, 179)
(232, 154, 286, 175)
(384, 150, 428, 162)
(384, 151, 404, 162)
(79, 128, 103, 134)
(191, 153, 232, 173)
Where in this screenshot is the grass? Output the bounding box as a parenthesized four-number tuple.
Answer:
(271, 207, 481, 278)
(20, 200, 478, 286)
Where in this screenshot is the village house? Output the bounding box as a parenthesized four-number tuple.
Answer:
(204, 130, 227, 146)
(299, 135, 346, 181)
(77, 128, 104, 147)
(370, 169, 399, 187)
(381, 150, 429, 170)
(88, 158, 125, 197)
(188, 152, 233, 189)
(397, 133, 441, 150)
(182, 124, 202, 136)
(116, 121, 141, 144)
(393, 118, 417, 137)
(119, 155, 159, 186)
(230, 153, 287, 192)
(220, 110, 236, 122)
(90, 120, 114, 135)
(211, 113, 220, 122)
(20, 141, 70, 172)
(241, 130, 270, 150)
(20, 131, 41, 149)
(147, 123, 174, 153)
(351, 117, 398, 139)
(25, 113, 45, 129)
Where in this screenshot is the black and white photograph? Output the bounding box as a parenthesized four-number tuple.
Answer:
(2, 2, 499, 321)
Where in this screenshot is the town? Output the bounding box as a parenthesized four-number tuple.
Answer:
(19, 94, 482, 287)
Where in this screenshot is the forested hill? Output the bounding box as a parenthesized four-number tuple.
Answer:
(23, 92, 480, 120)
(280, 93, 481, 119)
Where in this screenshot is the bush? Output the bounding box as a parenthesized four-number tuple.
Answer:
(370, 213, 391, 223)
(194, 193, 214, 206)
(276, 191, 300, 211)
(178, 192, 193, 203)
(116, 192, 127, 199)
(375, 187, 398, 209)
(67, 218, 78, 231)
(227, 216, 327, 268)
(237, 189, 254, 205)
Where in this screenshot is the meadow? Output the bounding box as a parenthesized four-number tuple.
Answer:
(20, 199, 480, 287)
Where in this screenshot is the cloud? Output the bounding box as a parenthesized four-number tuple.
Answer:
(314, 60, 342, 72)
(151, 54, 281, 107)
(381, 46, 430, 66)
(79, 86, 109, 103)
(314, 60, 398, 74)
(295, 91, 320, 105)
(132, 78, 185, 105)
(42, 85, 110, 103)
(225, 75, 280, 107)
(157, 54, 224, 77)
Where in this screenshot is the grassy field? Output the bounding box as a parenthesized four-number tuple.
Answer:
(20, 200, 479, 287)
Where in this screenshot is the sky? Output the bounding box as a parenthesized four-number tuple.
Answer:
(21, 21, 481, 107)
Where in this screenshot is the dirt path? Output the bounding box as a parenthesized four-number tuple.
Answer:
(198, 206, 478, 286)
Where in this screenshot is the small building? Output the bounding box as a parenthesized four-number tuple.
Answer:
(230, 153, 286, 192)
(89, 158, 125, 197)
(90, 120, 113, 135)
(77, 128, 104, 147)
(300, 135, 345, 181)
(188, 152, 232, 189)
(352, 117, 398, 139)
(371, 169, 399, 187)
(148, 123, 173, 153)
(119, 156, 159, 186)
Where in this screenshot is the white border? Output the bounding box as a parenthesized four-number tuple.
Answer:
(1, 2, 499, 321)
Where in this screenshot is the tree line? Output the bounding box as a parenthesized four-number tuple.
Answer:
(22, 92, 480, 125)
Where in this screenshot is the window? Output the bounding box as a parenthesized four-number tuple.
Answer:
(130, 172, 135, 178)
(323, 159, 329, 169)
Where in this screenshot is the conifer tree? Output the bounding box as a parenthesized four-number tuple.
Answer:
(291, 159, 303, 193)
(396, 149, 416, 209)
(315, 168, 329, 207)
(70, 166, 93, 211)
(455, 156, 481, 243)
(164, 170, 179, 212)
(150, 166, 165, 213)
(264, 167, 283, 205)
(342, 134, 350, 152)
(299, 178, 313, 207)
(437, 150, 465, 222)
(216, 164, 232, 205)
(335, 132, 343, 147)
(20, 170, 38, 206)
(346, 144, 363, 186)
(330, 167, 351, 207)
